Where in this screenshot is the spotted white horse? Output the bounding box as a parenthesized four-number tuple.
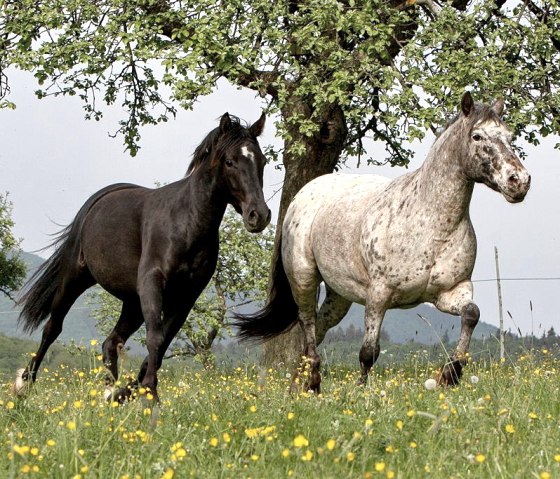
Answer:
(236, 92, 531, 392)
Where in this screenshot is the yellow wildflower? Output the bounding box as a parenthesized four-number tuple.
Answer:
(293, 434, 309, 448)
(302, 450, 313, 461)
(161, 469, 174, 479)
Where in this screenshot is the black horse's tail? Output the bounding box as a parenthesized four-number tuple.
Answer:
(18, 183, 138, 333)
(17, 224, 74, 333)
(234, 236, 299, 342)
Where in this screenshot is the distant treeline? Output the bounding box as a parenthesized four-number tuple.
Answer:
(2, 323, 559, 379)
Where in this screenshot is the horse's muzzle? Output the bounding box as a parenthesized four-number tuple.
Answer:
(502, 172, 531, 203)
(244, 207, 271, 232)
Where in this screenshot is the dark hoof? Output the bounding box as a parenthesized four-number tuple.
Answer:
(437, 359, 463, 386)
(357, 374, 369, 387)
(105, 385, 136, 404)
(305, 382, 321, 394)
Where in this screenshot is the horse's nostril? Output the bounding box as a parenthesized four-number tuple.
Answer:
(248, 210, 257, 222)
(508, 174, 519, 184)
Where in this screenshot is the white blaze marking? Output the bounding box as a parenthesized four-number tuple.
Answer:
(241, 145, 255, 163)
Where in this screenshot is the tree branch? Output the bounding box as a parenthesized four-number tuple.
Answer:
(0, 286, 17, 303)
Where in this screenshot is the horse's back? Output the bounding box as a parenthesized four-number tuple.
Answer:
(285, 173, 390, 227)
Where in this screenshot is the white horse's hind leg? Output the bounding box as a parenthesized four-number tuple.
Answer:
(436, 281, 479, 385)
(298, 308, 322, 393)
(316, 287, 352, 344)
(287, 271, 322, 392)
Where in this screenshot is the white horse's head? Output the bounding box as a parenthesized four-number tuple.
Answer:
(460, 92, 531, 203)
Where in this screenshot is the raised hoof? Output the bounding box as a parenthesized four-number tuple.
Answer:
(13, 368, 32, 397)
(437, 359, 464, 386)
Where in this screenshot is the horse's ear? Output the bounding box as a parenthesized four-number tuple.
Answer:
(461, 92, 474, 117)
(491, 98, 505, 116)
(220, 113, 232, 133)
(249, 112, 266, 137)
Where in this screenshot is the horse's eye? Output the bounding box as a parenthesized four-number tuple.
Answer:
(225, 159, 234, 167)
(472, 134, 483, 142)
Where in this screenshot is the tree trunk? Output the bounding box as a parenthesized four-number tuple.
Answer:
(262, 101, 347, 368)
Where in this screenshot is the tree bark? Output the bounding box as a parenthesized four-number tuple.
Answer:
(262, 100, 347, 368)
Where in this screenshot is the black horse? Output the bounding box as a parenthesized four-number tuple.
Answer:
(16, 113, 271, 402)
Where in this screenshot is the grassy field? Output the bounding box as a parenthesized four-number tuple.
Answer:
(1, 345, 559, 479)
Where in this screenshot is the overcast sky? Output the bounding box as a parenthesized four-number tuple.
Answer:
(1, 69, 559, 336)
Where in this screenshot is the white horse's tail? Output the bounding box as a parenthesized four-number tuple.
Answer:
(234, 237, 299, 342)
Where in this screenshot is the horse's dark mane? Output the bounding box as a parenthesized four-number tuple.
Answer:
(437, 102, 502, 138)
(186, 116, 255, 177)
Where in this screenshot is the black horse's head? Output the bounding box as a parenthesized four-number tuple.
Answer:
(188, 112, 271, 232)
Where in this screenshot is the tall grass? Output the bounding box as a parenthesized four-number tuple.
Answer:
(2, 345, 559, 478)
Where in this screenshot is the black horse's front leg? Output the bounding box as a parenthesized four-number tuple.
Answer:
(135, 268, 166, 403)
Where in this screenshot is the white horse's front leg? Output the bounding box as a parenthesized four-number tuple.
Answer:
(360, 288, 391, 384)
(435, 280, 479, 385)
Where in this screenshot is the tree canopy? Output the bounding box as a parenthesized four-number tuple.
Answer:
(2, 1, 559, 159)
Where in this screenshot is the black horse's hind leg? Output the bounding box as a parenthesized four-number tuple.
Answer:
(102, 298, 144, 382)
(22, 275, 94, 385)
(438, 303, 480, 386)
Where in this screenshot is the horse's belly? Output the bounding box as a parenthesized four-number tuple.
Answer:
(80, 197, 144, 295)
